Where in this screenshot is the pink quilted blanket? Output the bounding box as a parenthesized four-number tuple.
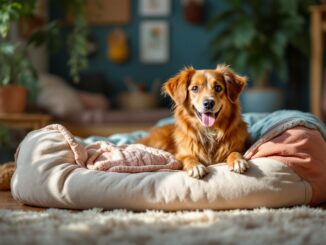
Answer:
(42, 124, 181, 173)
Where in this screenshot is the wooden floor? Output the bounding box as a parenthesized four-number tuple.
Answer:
(0, 191, 45, 211)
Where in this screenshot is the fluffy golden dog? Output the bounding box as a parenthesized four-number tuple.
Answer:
(138, 65, 250, 178)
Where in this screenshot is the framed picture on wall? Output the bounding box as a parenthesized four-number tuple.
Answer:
(140, 20, 169, 64)
(139, 0, 171, 16)
(66, 0, 131, 25)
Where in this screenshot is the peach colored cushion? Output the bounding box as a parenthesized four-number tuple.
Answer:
(11, 127, 312, 210)
(246, 126, 326, 205)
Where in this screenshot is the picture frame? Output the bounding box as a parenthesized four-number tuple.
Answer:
(139, 0, 171, 17)
(140, 20, 169, 64)
(66, 0, 131, 25)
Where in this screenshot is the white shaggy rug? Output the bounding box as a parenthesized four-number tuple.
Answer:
(0, 206, 326, 245)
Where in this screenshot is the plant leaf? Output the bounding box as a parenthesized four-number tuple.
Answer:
(232, 19, 256, 48)
(206, 9, 233, 30)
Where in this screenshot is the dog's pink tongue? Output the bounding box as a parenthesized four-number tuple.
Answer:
(201, 113, 215, 127)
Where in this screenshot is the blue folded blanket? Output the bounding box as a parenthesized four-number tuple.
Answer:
(83, 110, 326, 145)
(243, 110, 326, 142)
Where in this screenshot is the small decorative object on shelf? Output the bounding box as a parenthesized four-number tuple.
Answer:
(182, 0, 205, 24)
(118, 77, 159, 110)
(108, 28, 129, 63)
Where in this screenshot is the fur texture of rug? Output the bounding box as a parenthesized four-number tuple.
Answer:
(0, 206, 326, 245)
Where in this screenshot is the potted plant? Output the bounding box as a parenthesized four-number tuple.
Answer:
(0, 0, 38, 113)
(0, 0, 90, 113)
(0, 42, 37, 113)
(207, 0, 311, 112)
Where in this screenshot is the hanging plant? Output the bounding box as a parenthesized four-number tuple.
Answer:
(28, 0, 89, 83)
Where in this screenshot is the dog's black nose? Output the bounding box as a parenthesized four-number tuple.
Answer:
(203, 99, 215, 110)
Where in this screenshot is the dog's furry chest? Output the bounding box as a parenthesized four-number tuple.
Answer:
(197, 129, 230, 165)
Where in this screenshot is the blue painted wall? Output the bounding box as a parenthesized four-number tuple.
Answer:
(49, 0, 310, 110)
(49, 0, 224, 98)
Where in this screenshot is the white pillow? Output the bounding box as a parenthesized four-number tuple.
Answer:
(37, 73, 84, 116)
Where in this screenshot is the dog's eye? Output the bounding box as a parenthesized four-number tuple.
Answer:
(191, 86, 199, 93)
(215, 85, 222, 92)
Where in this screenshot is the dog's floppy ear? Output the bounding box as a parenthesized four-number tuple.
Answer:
(216, 64, 247, 103)
(163, 66, 195, 105)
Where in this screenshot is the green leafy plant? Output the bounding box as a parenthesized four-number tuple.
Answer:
(0, 42, 37, 100)
(28, 0, 89, 83)
(0, 0, 89, 84)
(0, 0, 35, 39)
(0, 0, 38, 101)
(0, 123, 9, 147)
(67, 11, 88, 83)
(207, 0, 312, 87)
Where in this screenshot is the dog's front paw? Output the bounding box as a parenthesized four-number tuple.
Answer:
(187, 164, 209, 179)
(228, 159, 249, 174)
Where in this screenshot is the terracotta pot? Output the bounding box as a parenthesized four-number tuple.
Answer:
(0, 85, 27, 113)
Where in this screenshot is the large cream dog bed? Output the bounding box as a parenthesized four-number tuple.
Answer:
(11, 125, 315, 211)
(12, 110, 326, 210)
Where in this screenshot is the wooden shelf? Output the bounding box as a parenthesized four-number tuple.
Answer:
(55, 109, 172, 137)
(0, 110, 172, 138)
(0, 113, 52, 130)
